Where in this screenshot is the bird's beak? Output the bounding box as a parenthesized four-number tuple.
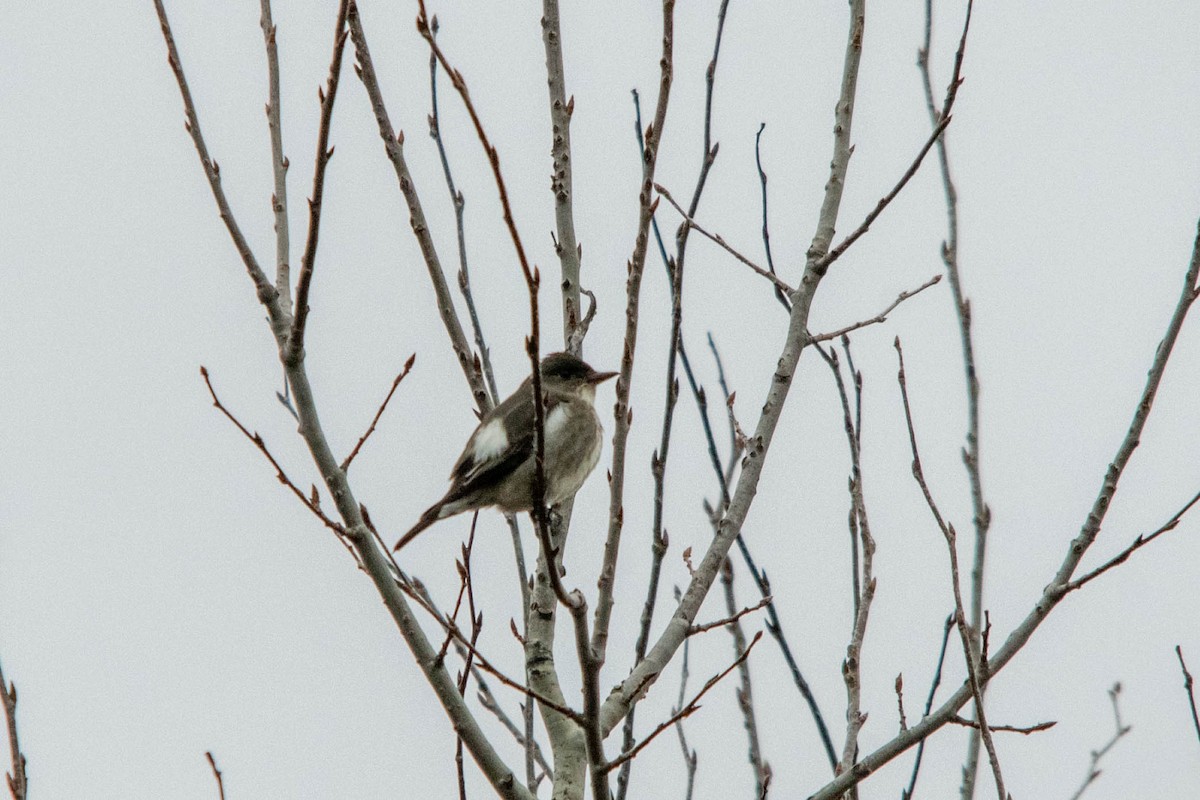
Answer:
(589, 370, 618, 384)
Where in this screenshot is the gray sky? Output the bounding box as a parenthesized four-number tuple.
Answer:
(3, 1, 1200, 798)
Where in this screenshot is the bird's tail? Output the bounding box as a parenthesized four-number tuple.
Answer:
(394, 503, 443, 551)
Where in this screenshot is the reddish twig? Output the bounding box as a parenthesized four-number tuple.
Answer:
(454, 515, 482, 800)
(0, 657, 27, 800)
(809, 274, 941, 342)
(152, 0, 276, 307)
(604, 631, 762, 773)
(345, 3, 491, 414)
(200, 366, 345, 536)
(817, 113, 952, 270)
(688, 595, 772, 636)
(287, 0, 352, 364)
(1065, 487, 1200, 593)
(655, 184, 793, 295)
(341, 354, 416, 471)
(434, 512, 479, 669)
(205, 751, 226, 800)
(948, 716, 1056, 735)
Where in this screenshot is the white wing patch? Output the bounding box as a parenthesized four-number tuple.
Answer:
(545, 403, 570, 440)
(472, 418, 509, 463)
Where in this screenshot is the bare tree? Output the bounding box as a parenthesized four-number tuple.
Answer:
(146, 1, 1200, 798)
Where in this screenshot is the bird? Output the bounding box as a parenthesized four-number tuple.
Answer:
(394, 352, 617, 551)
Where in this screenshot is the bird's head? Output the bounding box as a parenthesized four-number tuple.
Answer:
(540, 352, 617, 400)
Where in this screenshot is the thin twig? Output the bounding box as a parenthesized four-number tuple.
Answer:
(346, 2, 491, 414)
(1067, 684, 1131, 800)
(947, 716, 1055, 735)
(655, 184, 793, 295)
(286, 0, 351, 366)
(1064, 487, 1200, 593)
(409, 578, 584, 727)
(164, 5, 531, 796)
(594, 0, 677, 666)
(341, 354, 415, 471)
(540, 0, 583, 350)
(675, 620, 699, 800)
(454, 517, 482, 800)
(605, 632, 763, 773)
(1176, 646, 1200, 747)
(721, 559, 767, 794)
(902, 613, 955, 799)
(258, 0, 291, 309)
(822, 337, 877, 787)
(816, 114, 951, 271)
(205, 751, 226, 800)
(0, 657, 27, 800)
(475, 682, 554, 782)
(616, 14, 702, 780)
(895, 338, 1006, 800)
(200, 366, 346, 536)
(754, 123, 790, 313)
(427, 18, 499, 406)
(914, 4, 988, 793)
(152, 0, 278, 310)
(688, 595, 771, 636)
(703, 336, 840, 770)
(810, 219, 1200, 800)
(810, 275, 941, 342)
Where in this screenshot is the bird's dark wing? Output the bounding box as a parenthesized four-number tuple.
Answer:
(448, 381, 566, 498)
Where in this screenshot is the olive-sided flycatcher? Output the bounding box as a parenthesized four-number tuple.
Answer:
(395, 352, 616, 550)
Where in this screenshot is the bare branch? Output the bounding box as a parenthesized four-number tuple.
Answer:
(708, 338, 839, 771)
(427, 18, 499, 406)
(811, 218, 1200, 800)
(754, 124, 791, 312)
(902, 613, 954, 799)
(915, 3, 987, 791)
(341, 354, 415, 471)
(165, 5, 533, 797)
(809, 274, 941, 343)
(593, 0, 678, 675)
(721, 559, 767, 794)
(618, 12, 733, 776)
(152, 0, 279, 314)
(816, 113, 951, 271)
(604, 632, 763, 774)
(200, 366, 347, 537)
(204, 751, 226, 800)
(288, 0, 352, 365)
(540, 0, 583, 350)
(894, 338, 1006, 800)
(258, 0, 292, 308)
(346, 2, 491, 414)
(1, 657, 27, 800)
(947, 716, 1055, 735)
(1067, 684, 1131, 800)
(1176, 646, 1200, 747)
(1064, 487, 1200, 593)
(475, 685, 554, 782)
(655, 183, 793, 295)
(819, 338, 877, 784)
(688, 595, 771, 636)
